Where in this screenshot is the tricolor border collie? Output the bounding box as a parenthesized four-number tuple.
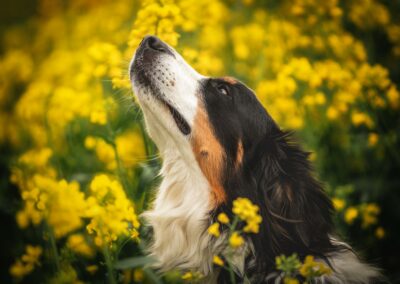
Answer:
(129, 36, 380, 283)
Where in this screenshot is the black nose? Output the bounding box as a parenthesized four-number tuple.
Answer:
(144, 36, 169, 53)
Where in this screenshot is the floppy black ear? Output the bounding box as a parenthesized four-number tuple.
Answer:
(243, 129, 338, 275)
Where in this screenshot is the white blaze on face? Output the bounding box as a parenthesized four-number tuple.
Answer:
(130, 37, 204, 163)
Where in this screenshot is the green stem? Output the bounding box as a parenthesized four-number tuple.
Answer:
(44, 94, 63, 178)
(226, 216, 240, 284)
(228, 260, 237, 284)
(113, 140, 129, 190)
(103, 245, 117, 284)
(105, 122, 130, 192)
(229, 216, 240, 233)
(47, 224, 60, 272)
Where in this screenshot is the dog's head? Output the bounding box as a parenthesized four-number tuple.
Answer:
(130, 36, 278, 206)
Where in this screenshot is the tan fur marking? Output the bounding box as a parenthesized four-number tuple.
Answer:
(191, 105, 226, 207)
(222, 76, 237, 84)
(235, 140, 244, 169)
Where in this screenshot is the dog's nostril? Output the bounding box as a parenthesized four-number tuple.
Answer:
(145, 36, 168, 53)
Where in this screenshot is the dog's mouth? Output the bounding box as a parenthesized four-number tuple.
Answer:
(130, 36, 192, 136)
(160, 98, 191, 135)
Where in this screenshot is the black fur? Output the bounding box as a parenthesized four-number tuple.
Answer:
(200, 78, 347, 283)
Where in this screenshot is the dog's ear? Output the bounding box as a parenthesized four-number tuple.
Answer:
(243, 129, 336, 269)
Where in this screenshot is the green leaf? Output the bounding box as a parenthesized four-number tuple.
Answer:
(143, 267, 164, 284)
(114, 256, 155, 270)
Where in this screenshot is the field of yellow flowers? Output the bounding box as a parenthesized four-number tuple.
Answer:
(0, 0, 400, 283)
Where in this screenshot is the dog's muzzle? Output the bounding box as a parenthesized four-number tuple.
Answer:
(130, 36, 191, 136)
(129, 36, 175, 83)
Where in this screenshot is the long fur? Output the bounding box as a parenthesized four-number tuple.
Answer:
(142, 149, 214, 274)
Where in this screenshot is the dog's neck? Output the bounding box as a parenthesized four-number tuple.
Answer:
(142, 148, 217, 274)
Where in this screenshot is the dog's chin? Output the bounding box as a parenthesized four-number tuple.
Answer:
(132, 78, 191, 137)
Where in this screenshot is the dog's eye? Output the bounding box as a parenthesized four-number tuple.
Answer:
(217, 84, 229, 96)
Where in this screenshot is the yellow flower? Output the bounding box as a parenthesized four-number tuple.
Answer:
(332, 198, 345, 211)
(131, 229, 139, 240)
(22, 245, 42, 265)
(361, 203, 380, 228)
(181, 272, 193, 280)
(326, 106, 339, 120)
(10, 245, 42, 279)
(67, 234, 94, 258)
(18, 148, 52, 169)
(181, 271, 203, 281)
(299, 255, 331, 278)
(232, 197, 262, 234)
(351, 111, 373, 128)
(213, 255, 224, 266)
(134, 268, 144, 282)
(84, 136, 97, 150)
(217, 213, 230, 224)
(344, 207, 359, 224)
(229, 231, 244, 248)
(387, 85, 399, 109)
(85, 131, 145, 170)
(283, 277, 300, 284)
(368, 133, 379, 147)
(244, 214, 263, 233)
(86, 265, 98, 274)
(207, 222, 220, 237)
(375, 227, 385, 239)
(90, 110, 107, 125)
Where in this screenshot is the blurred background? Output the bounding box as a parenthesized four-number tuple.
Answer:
(0, 0, 399, 283)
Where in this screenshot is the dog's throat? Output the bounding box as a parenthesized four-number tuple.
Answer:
(163, 100, 191, 135)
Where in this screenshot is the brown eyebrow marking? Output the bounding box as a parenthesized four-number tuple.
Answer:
(191, 103, 226, 207)
(222, 76, 238, 84)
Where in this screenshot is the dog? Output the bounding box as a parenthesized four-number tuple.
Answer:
(129, 35, 380, 283)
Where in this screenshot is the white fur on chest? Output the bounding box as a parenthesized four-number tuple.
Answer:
(142, 149, 217, 274)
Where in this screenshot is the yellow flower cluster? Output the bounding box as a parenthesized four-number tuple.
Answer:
(332, 198, 346, 211)
(299, 255, 332, 279)
(232, 197, 262, 233)
(228, 3, 400, 134)
(229, 231, 245, 248)
(361, 203, 380, 228)
(10, 245, 42, 279)
(15, 174, 87, 238)
(207, 222, 220, 238)
(276, 253, 331, 282)
(13, 170, 140, 247)
(344, 206, 359, 224)
(67, 234, 95, 258)
(86, 174, 140, 247)
(347, 0, 390, 29)
(85, 131, 145, 170)
(207, 198, 261, 252)
(343, 203, 381, 229)
(331, 184, 384, 239)
(129, 0, 181, 49)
